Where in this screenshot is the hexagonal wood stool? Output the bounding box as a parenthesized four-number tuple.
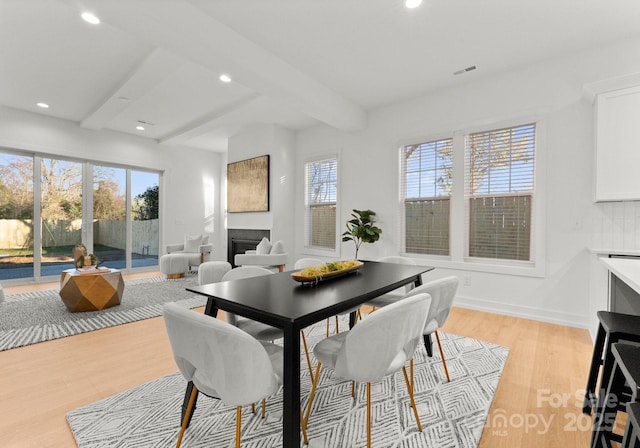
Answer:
(59, 268, 124, 312)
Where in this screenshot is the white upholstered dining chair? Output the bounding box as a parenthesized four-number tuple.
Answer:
(222, 265, 314, 378)
(294, 258, 362, 337)
(364, 255, 417, 309)
(404, 275, 459, 382)
(303, 293, 431, 448)
(163, 303, 308, 448)
(221, 266, 284, 341)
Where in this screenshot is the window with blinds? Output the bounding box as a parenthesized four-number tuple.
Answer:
(466, 123, 535, 261)
(401, 138, 453, 255)
(305, 157, 337, 250)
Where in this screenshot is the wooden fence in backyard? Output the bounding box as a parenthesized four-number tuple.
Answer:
(0, 219, 159, 255)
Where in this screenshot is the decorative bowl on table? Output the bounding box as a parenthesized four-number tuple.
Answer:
(291, 260, 363, 284)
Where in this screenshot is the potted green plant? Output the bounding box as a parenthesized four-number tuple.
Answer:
(342, 209, 382, 259)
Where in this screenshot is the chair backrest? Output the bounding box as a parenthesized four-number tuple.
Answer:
(334, 293, 431, 383)
(198, 261, 232, 286)
(294, 258, 323, 269)
(221, 266, 274, 325)
(377, 255, 416, 265)
(377, 256, 417, 293)
(163, 302, 280, 407)
(406, 276, 459, 332)
(222, 266, 274, 282)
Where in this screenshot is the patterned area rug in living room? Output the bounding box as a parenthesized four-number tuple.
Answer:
(0, 275, 203, 351)
(67, 317, 509, 448)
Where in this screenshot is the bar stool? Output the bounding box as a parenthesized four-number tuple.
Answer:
(583, 311, 640, 415)
(591, 343, 640, 448)
(622, 402, 640, 448)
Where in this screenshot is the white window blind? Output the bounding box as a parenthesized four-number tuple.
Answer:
(305, 157, 337, 250)
(401, 138, 453, 255)
(465, 123, 535, 261)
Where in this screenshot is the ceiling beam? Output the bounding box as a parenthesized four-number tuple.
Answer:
(65, 0, 366, 132)
(81, 48, 182, 130)
(159, 93, 260, 145)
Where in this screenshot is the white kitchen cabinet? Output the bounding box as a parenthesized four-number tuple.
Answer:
(595, 85, 640, 201)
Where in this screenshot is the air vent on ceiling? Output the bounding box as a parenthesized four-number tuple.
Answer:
(453, 65, 477, 76)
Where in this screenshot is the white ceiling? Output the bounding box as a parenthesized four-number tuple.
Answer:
(1, 0, 639, 152)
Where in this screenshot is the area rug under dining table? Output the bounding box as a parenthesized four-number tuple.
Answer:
(67, 316, 509, 448)
(0, 275, 203, 351)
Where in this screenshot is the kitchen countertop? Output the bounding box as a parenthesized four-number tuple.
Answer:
(590, 248, 640, 257)
(600, 256, 640, 295)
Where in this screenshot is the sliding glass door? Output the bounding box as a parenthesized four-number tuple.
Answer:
(131, 170, 159, 268)
(0, 149, 161, 281)
(92, 165, 127, 269)
(0, 153, 35, 280)
(40, 157, 84, 277)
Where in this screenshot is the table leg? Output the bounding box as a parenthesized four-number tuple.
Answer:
(181, 382, 199, 428)
(349, 310, 358, 329)
(283, 325, 301, 448)
(423, 334, 433, 357)
(181, 299, 219, 427)
(204, 297, 218, 317)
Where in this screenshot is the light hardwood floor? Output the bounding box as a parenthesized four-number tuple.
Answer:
(0, 273, 595, 447)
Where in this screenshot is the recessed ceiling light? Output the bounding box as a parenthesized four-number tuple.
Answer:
(37, 102, 49, 109)
(136, 125, 145, 131)
(405, 0, 422, 9)
(81, 12, 100, 25)
(219, 74, 232, 83)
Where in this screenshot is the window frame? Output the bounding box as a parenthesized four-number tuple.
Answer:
(399, 137, 453, 257)
(303, 154, 340, 256)
(465, 123, 536, 263)
(398, 118, 546, 278)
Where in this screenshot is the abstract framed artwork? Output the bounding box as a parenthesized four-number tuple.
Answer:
(227, 155, 270, 213)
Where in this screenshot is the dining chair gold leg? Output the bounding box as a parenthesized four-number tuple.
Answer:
(402, 366, 423, 432)
(367, 382, 372, 448)
(176, 385, 198, 448)
(301, 330, 313, 378)
(335, 316, 339, 333)
(434, 331, 450, 382)
(352, 380, 356, 397)
(261, 399, 266, 418)
(300, 407, 309, 445)
(326, 319, 330, 337)
(235, 406, 242, 448)
(357, 309, 362, 321)
(304, 363, 322, 426)
(410, 358, 414, 391)
(251, 403, 255, 414)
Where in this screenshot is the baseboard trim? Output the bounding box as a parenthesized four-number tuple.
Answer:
(454, 294, 591, 330)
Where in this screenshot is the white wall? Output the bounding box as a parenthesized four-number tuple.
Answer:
(294, 36, 640, 330)
(0, 105, 225, 263)
(226, 124, 296, 266)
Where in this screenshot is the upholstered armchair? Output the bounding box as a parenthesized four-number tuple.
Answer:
(166, 234, 213, 270)
(234, 237, 288, 272)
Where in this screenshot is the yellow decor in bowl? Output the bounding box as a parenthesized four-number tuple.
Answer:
(291, 260, 363, 284)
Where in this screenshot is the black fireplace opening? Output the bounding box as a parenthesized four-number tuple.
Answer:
(227, 229, 270, 267)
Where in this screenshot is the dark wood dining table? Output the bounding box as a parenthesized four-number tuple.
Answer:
(185, 259, 434, 447)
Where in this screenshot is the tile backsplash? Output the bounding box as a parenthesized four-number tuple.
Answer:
(592, 201, 640, 252)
